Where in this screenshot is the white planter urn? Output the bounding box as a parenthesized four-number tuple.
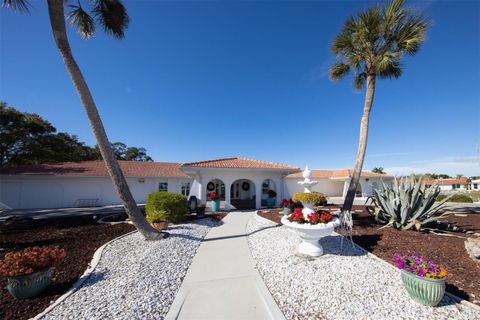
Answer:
(281, 216, 340, 257)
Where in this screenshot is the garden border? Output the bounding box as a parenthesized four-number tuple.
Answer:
(31, 230, 138, 320)
(252, 211, 480, 313)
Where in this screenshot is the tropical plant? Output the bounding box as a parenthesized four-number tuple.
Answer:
(146, 192, 187, 223)
(329, 0, 429, 213)
(145, 209, 169, 224)
(292, 192, 326, 205)
(367, 176, 452, 231)
(372, 167, 386, 174)
(0, 246, 66, 277)
(2, 0, 162, 239)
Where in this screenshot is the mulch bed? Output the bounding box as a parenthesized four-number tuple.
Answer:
(0, 223, 135, 320)
(259, 206, 480, 306)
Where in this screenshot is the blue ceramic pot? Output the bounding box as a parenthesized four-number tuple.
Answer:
(211, 199, 220, 212)
(7, 267, 54, 299)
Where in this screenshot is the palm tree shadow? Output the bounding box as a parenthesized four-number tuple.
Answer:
(320, 235, 368, 257)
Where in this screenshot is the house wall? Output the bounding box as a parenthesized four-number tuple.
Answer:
(285, 178, 344, 197)
(285, 176, 393, 199)
(0, 176, 191, 209)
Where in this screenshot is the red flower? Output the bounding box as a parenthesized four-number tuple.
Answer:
(209, 192, 219, 200)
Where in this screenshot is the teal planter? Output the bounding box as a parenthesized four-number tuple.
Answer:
(7, 267, 54, 299)
(401, 270, 446, 306)
(266, 197, 275, 208)
(211, 199, 220, 212)
(282, 207, 291, 215)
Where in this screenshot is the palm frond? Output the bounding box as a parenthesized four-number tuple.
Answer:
(93, 0, 129, 39)
(66, 4, 95, 39)
(377, 60, 402, 79)
(2, 0, 30, 13)
(329, 63, 351, 81)
(395, 15, 428, 55)
(331, 16, 358, 55)
(353, 72, 367, 90)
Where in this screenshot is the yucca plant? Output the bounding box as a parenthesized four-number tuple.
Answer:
(367, 176, 452, 231)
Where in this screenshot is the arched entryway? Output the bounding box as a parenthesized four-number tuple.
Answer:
(207, 178, 225, 200)
(230, 179, 256, 209)
(261, 179, 276, 207)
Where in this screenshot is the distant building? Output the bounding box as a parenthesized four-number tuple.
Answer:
(424, 178, 477, 191)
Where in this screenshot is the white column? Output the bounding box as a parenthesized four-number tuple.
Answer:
(255, 181, 262, 209)
(224, 181, 232, 210)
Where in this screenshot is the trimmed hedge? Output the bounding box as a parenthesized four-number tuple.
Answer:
(146, 192, 187, 223)
(292, 192, 327, 205)
(437, 194, 473, 203)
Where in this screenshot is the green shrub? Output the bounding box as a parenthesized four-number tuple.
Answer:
(146, 209, 169, 224)
(367, 176, 450, 231)
(437, 194, 473, 203)
(292, 192, 326, 205)
(146, 192, 187, 223)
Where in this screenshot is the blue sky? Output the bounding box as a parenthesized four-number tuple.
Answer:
(1, 0, 479, 176)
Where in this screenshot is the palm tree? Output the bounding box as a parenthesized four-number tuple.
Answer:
(3, 0, 164, 240)
(372, 167, 386, 174)
(329, 0, 428, 212)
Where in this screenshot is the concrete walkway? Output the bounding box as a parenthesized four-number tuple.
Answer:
(165, 211, 285, 320)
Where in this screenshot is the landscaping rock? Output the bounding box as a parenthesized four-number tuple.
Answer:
(42, 219, 218, 320)
(247, 216, 480, 320)
(465, 237, 480, 262)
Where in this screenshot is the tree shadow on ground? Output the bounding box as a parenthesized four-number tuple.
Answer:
(201, 224, 281, 242)
(320, 235, 368, 257)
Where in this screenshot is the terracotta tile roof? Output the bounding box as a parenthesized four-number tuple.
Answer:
(0, 161, 188, 177)
(182, 157, 299, 170)
(423, 178, 471, 185)
(286, 169, 391, 179)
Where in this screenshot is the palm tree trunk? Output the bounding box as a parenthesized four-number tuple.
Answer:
(342, 74, 376, 212)
(46, 0, 163, 240)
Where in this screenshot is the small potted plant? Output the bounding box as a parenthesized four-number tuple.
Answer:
(209, 192, 220, 212)
(196, 204, 206, 218)
(266, 190, 277, 208)
(146, 209, 170, 230)
(280, 198, 295, 215)
(0, 246, 66, 299)
(393, 254, 447, 306)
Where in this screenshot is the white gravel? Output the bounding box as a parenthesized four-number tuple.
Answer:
(247, 215, 480, 320)
(42, 219, 218, 320)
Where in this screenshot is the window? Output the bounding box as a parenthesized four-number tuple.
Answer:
(158, 182, 168, 192)
(181, 182, 190, 197)
(474, 184, 478, 190)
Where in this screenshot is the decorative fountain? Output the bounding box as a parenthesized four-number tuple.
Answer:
(281, 165, 340, 257)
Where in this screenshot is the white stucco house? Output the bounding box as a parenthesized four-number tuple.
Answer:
(424, 178, 476, 191)
(0, 157, 393, 210)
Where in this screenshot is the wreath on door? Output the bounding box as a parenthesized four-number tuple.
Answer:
(241, 182, 250, 191)
(207, 182, 215, 191)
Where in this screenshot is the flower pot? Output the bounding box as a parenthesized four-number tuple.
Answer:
(266, 197, 275, 208)
(151, 221, 169, 231)
(211, 199, 220, 212)
(281, 216, 340, 257)
(282, 207, 291, 215)
(401, 270, 446, 306)
(6, 267, 54, 299)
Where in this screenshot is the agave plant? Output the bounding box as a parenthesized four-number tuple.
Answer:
(367, 176, 452, 231)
